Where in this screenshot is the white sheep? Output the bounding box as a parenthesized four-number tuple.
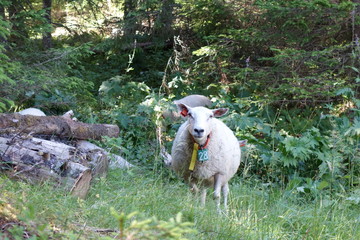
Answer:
(173, 94, 212, 108)
(18, 108, 46, 116)
(162, 94, 212, 121)
(17, 108, 79, 121)
(170, 103, 241, 210)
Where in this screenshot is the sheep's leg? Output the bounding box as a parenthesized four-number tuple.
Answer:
(213, 173, 223, 210)
(222, 183, 229, 210)
(200, 188, 207, 206)
(190, 182, 199, 194)
(190, 182, 206, 207)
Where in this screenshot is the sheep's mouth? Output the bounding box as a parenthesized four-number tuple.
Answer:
(192, 132, 205, 139)
(193, 132, 210, 142)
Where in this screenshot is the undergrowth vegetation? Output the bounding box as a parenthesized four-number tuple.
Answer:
(2, 168, 360, 239)
(1, 0, 360, 238)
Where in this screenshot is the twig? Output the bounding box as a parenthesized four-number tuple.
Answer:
(52, 22, 74, 34)
(31, 50, 72, 67)
(74, 223, 119, 234)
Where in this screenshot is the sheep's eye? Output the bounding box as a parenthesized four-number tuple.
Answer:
(209, 114, 214, 119)
(188, 113, 193, 118)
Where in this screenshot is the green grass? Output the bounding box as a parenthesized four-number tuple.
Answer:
(1, 167, 360, 239)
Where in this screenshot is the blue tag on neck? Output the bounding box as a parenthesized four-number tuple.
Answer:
(197, 149, 209, 162)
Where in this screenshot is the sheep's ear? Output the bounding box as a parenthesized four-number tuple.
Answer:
(213, 108, 228, 117)
(177, 103, 190, 117)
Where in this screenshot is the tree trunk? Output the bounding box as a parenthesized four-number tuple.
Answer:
(353, 1, 360, 42)
(8, 0, 28, 44)
(0, 4, 4, 20)
(155, 0, 175, 40)
(0, 4, 6, 44)
(123, 0, 137, 36)
(0, 113, 120, 140)
(42, 0, 53, 49)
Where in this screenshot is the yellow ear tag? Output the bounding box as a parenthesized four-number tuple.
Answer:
(189, 143, 199, 171)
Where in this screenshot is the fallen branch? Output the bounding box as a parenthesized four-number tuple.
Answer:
(0, 113, 119, 140)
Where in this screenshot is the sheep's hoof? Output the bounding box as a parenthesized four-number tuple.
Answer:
(216, 207, 229, 215)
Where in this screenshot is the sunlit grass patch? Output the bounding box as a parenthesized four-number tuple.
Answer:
(1, 168, 360, 239)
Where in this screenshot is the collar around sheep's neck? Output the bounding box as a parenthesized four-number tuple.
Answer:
(189, 133, 211, 171)
(192, 133, 211, 149)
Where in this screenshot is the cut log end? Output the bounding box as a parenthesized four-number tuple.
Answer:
(70, 169, 92, 199)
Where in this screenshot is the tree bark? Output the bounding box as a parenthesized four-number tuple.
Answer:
(353, 1, 360, 42)
(42, 0, 53, 49)
(0, 113, 119, 140)
(0, 4, 6, 44)
(123, 0, 137, 36)
(0, 4, 4, 20)
(77, 140, 133, 169)
(8, 0, 28, 44)
(155, 0, 175, 40)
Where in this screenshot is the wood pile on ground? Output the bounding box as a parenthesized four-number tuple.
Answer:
(0, 110, 132, 199)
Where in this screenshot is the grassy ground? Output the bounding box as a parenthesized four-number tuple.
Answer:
(1, 167, 360, 239)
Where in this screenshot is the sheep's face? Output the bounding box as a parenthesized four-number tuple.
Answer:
(177, 104, 228, 143)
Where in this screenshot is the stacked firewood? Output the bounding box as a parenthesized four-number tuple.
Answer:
(0, 110, 132, 199)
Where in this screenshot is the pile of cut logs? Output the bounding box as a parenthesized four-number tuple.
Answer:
(0, 110, 132, 199)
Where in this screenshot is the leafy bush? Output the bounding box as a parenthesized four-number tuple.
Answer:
(0, 44, 96, 113)
(0, 13, 15, 112)
(222, 93, 360, 196)
(95, 78, 165, 166)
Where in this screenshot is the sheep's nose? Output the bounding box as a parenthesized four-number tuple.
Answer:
(194, 128, 204, 134)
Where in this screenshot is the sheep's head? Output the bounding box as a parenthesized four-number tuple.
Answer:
(177, 103, 228, 143)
